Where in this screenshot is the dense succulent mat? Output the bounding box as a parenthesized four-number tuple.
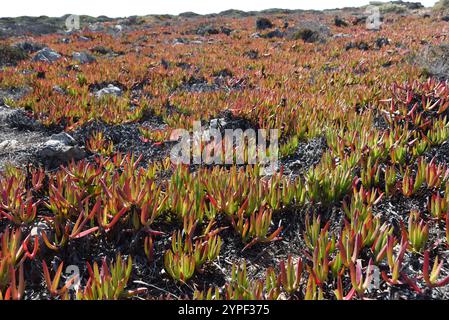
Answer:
(2, 5, 449, 300)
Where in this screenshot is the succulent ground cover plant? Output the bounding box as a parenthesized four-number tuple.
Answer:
(1, 6, 449, 301)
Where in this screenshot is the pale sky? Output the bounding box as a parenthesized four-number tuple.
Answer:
(0, 0, 439, 18)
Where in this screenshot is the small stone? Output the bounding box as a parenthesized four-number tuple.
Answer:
(48, 132, 77, 146)
(72, 51, 96, 64)
(95, 84, 122, 98)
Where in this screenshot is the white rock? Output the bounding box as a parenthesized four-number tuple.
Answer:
(95, 84, 122, 98)
(37, 133, 85, 166)
(47, 132, 77, 146)
(0, 139, 18, 151)
(72, 51, 96, 64)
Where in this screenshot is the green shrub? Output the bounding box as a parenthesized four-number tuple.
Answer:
(0, 44, 28, 66)
(368, 1, 407, 14)
(381, 3, 407, 14)
(292, 29, 319, 43)
(434, 0, 449, 11)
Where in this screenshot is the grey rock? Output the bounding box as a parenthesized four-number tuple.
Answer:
(32, 47, 61, 63)
(72, 51, 96, 64)
(48, 132, 77, 146)
(37, 133, 86, 167)
(94, 84, 123, 98)
(3, 106, 42, 131)
(418, 44, 449, 80)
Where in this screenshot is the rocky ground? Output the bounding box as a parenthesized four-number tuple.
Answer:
(0, 104, 49, 169)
